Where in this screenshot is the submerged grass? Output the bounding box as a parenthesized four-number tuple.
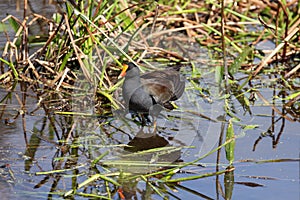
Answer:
(0, 0, 299, 199)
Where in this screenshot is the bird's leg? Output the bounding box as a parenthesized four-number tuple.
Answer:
(145, 114, 152, 124)
(130, 113, 145, 126)
(140, 114, 147, 126)
(149, 115, 157, 134)
(140, 113, 152, 126)
(152, 118, 157, 134)
(139, 125, 145, 133)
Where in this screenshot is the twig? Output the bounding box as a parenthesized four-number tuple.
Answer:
(252, 27, 299, 77)
(255, 91, 294, 122)
(284, 63, 300, 79)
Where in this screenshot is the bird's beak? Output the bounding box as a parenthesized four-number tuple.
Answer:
(118, 64, 128, 79)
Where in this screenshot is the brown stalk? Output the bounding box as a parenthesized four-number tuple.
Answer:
(284, 63, 300, 79)
(252, 27, 299, 77)
(63, 13, 92, 83)
(255, 91, 294, 122)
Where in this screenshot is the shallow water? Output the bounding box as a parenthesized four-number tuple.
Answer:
(1, 70, 298, 200)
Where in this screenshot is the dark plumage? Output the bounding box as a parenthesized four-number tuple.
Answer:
(119, 62, 185, 118)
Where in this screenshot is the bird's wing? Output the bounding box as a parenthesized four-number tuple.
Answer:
(141, 70, 185, 101)
(141, 78, 174, 104)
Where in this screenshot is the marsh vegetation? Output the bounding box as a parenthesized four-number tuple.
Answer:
(0, 0, 299, 199)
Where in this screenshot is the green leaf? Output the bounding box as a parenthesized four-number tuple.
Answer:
(229, 46, 252, 76)
(0, 58, 18, 77)
(0, 22, 9, 32)
(225, 119, 235, 165)
(8, 17, 20, 33)
(278, 91, 300, 101)
(224, 166, 235, 200)
(215, 65, 223, 84)
(243, 124, 259, 131)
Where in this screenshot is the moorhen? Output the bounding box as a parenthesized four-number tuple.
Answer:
(119, 62, 185, 124)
